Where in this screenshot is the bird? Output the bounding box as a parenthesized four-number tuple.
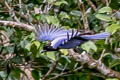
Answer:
(34, 23, 110, 53)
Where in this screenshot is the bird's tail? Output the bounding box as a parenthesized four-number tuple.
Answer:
(80, 32, 110, 40)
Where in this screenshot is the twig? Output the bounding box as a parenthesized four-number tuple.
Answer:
(78, 0, 89, 31)
(98, 49, 106, 61)
(60, 63, 68, 74)
(4, 0, 20, 22)
(20, 64, 33, 80)
(98, 35, 109, 61)
(48, 65, 83, 80)
(19, 0, 22, 8)
(0, 20, 34, 32)
(4, 0, 11, 10)
(100, 0, 111, 6)
(0, 41, 10, 45)
(0, 30, 10, 46)
(73, 62, 78, 69)
(68, 49, 120, 79)
(105, 0, 109, 6)
(86, 0, 97, 11)
(41, 53, 60, 80)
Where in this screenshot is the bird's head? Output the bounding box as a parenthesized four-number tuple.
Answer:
(40, 44, 59, 53)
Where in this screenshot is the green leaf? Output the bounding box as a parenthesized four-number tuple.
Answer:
(59, 12, 70, 19)
(46, 52, 56, 60)
(30, 43, 38, 54)
(47, 0, 56, 3)
(11, 56, 23, 64)
(11, 68, 21, 79)
(95, 14, 112, 22)
(32, 41, 40, 49)
(109, 59, 120, 68)
(33, 14, 46, 22)
(54, 0, 68, 6)
(10, 67, 28, 79)
(0, 71, 7, 79)
(98, 7, 112, 13)
(103, 53, 111, 57)
(45, 15, 59, 26)
(6, 28, 14, 38)
(70, 10, 82, 17)
(61, 55, 71, 63)
(106, 24, 120, 34)
(60, 49, 68, 55)
(6, 46, 14, 53)
(32, 70, 40, 80)
(81, 41, 97, 53)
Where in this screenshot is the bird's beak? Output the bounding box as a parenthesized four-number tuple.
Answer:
(40, 50, 47, 53)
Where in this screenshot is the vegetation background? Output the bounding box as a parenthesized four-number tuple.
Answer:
(0, 0, 120, 80)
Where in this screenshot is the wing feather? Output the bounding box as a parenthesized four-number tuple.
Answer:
(34, 23, 69, 41)
(51, 32, 110, 49)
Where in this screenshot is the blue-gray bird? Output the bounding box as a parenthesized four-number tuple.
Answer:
(34, 23, 110, 52)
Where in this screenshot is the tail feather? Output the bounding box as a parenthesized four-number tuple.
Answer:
(81, 32, 110, 40)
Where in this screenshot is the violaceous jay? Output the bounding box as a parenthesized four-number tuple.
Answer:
(34, 23, 110, 53)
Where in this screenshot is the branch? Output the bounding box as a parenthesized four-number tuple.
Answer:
(0, 20, 35, 32)
(0, 30, 10, 46)
(68, 49, 120, 79)
(41, 53, 60, 80)
(48, 65, 83, 80)
(98, 49, 106, 61)
(78, 0, 89, 31)
(86, 0, 97, 11)
(4, 0, 20, 22)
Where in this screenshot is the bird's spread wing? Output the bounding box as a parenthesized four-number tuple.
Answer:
(34, 23, 69, 41)
(51, 30, 80, 48)
(51, 32, 110, 49)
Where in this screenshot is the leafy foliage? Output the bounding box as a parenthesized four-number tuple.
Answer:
(0, 0, 120, 80)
